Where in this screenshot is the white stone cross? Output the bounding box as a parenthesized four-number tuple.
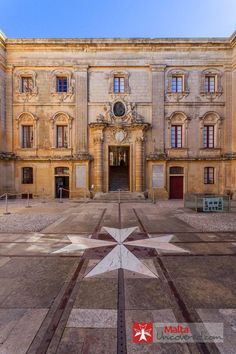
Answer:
(53, 226, 189, 278)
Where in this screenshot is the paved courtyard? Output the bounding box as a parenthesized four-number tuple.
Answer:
(0, 199, 236, 353)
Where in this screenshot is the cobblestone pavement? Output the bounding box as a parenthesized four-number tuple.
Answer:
(0, 200, 236, 353)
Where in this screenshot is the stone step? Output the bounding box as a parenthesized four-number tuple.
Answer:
(94, 192, 146, 201)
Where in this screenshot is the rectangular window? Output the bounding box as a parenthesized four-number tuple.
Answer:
(22, 167, 33, 184)
(56, 125, 68, 148)
(171, 125, 182, 148)
(171, 76, 183, 93)
(22, 125, 33, 148)
(21, 77, 33, 93)
(203, 125, 214, 148)
(204, 167, 214, 184)
(205, 76, 215, 93)
(56, 77, 68, 92)
(114, 77, 125, 93)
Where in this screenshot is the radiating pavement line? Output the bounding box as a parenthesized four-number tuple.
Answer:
(117, 202, 127, 354)
(27, 208, 107, 354)
(133, 208, 220, 354)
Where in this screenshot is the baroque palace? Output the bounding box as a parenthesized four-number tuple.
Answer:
(0, 31, 236, 199)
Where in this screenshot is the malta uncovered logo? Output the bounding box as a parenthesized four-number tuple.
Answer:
(132, 322, 224, 344)
(132, 322, 153, 343)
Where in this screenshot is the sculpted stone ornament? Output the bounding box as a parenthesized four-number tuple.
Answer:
(50, 70, 75, 102)
(96, 98, 141, 124)
(114, 129, 127, 143)
(15, 70, 38, 102)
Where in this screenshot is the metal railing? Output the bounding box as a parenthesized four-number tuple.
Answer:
(0, 192, 32, 215)
(58, 187, 89, 203)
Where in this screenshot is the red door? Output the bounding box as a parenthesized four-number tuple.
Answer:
(170, 176, 184, 199)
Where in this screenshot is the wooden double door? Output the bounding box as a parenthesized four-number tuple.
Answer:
(169, 176, 184, 199)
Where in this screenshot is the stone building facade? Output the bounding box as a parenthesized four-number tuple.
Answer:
(0, 31, 236, 199)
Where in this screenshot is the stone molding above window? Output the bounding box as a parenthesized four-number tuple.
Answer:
(15, 70, 38, 102)
(200, 68, 223, 100)
(166, 112, 191, 149)
(50, 112, 74, 149)
(199, 111, 223, 149)
(15, 112, 38, 149)
(108, 70, 131, 95)
(50, 70, 75, 102)
(166, 69, 190, 101)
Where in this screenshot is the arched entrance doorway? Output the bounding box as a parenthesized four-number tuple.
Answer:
(109, 146, 130, 191)
(169, 166, 184, 199)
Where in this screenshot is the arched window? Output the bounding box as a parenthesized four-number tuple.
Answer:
(199, 112, 223, 148)
(50, 112, 73, 148)
(16, 112, 38, 149)
(167, 112, 190, 148)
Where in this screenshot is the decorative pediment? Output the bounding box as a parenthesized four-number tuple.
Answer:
(199, 112, 223, 127)
(50, 112, 74, 128)
(16, 112, 38, 128)
(166, 112, 191, 127)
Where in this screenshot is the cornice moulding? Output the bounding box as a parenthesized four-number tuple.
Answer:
(4, 34, 235, 51)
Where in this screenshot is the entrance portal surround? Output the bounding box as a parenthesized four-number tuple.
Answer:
(89, 122, 149, 193)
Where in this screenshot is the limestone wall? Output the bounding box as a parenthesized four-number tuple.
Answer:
(0, 34, 235, 197)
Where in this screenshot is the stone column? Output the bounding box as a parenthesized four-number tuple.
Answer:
(135, 137, 144, 192)
(74, 65, 89, 152)
(150, 64, 166, 153)
(93, 132, 104, 192)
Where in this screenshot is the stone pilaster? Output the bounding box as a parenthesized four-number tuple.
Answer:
(93, 133, 104, 192)
(150, 65, 166, 153)
(135, 137, 144, 192)
(224, 66, 232, 153)
(5, 65, 14, 152)
(74, 65, 89, 152)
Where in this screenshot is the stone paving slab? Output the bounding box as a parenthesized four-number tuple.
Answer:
(67, 309, 117, 328)
(125, 278, 174, 310)
(74, 278, 118, 309)
(0, 257, 77, 308)
(162, 256, 236, 308)
(42, 207, 106, 233)
(0, 309, 48, 354)
(197, 309, 236, 354)
(57, 328, 117, 354)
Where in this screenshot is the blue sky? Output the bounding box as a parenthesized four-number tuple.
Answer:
(0, 0, 235, 38)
